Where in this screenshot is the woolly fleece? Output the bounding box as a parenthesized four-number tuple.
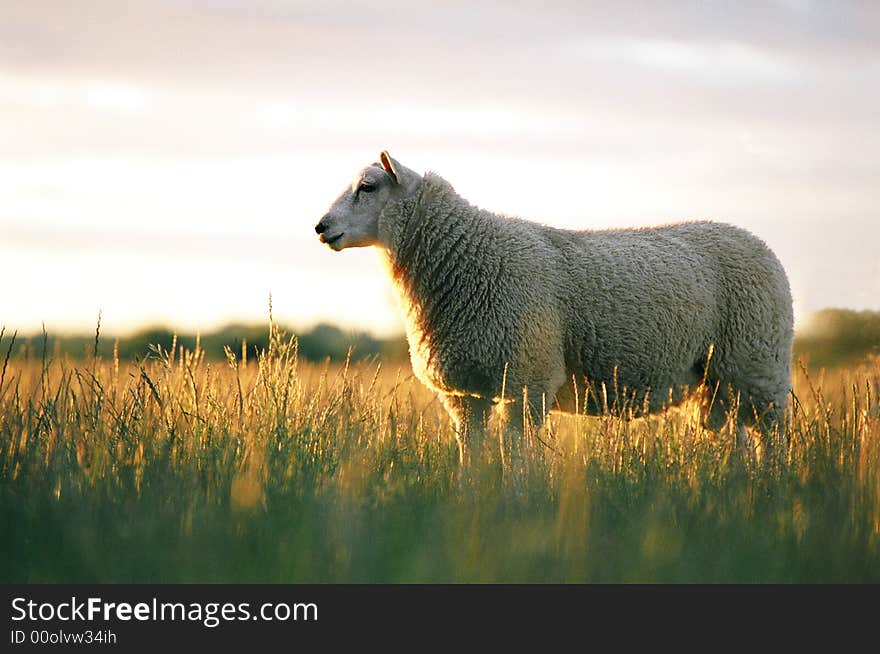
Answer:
(376, 173, 794, 433)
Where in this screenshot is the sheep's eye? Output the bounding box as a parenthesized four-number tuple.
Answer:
(359, 182, 376, 193)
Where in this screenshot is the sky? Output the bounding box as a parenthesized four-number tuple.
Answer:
(1, 0, 879, 337)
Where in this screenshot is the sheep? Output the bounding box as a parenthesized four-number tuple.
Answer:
(315, 151, 794, 464)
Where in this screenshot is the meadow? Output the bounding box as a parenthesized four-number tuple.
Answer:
(1, 324, 879, 583)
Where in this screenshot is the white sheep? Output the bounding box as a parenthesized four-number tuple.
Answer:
(315, 151, 794, 462)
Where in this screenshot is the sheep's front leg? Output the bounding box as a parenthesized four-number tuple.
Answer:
(503, 385, 555, 442)
(440, 394, 493, 466)
(496, 387, 555, 490)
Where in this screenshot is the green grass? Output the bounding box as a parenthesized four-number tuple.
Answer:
(1, 326, 879, 582)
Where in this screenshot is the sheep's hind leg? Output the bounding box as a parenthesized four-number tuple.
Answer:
(703, 382, 790, 466)
(701, 383, 755, 461)
(741, 392, 790, 468)
(440, 394, 493, 467)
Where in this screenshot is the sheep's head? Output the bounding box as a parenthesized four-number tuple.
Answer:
(315, 151, 419, 251)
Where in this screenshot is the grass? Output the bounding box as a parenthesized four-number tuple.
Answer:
(1, 324, 879, 583)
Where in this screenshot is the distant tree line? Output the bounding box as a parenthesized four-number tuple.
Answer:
(5, 309, 879, 368)
(793, 308, 880, 368)
(5, 323, 409, 364)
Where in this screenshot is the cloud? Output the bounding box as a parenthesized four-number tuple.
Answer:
(0, 73, 152, 113)
(577, 38, 800, 82)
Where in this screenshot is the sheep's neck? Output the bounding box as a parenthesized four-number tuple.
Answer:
(382, 176, 500, 375)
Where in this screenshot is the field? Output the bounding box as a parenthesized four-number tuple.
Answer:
(2, 326, 879, 583)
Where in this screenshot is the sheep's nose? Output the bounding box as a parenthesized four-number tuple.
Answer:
(315, 220, 327, 234)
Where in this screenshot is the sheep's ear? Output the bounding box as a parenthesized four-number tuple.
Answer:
(379, 150, 400, 184)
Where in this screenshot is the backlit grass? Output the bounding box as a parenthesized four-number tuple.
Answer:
(1, 325, 878, 582)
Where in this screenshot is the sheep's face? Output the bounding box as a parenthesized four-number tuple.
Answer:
(315, 165, 390, 251)
(316, 151, 417, 251)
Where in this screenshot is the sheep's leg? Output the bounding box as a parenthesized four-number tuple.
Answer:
(741, 393, 790, 468)
(704, 382, 790, 466)
(701, 383, 751, 463)
(502, 387, 552, 455)
(494, 388, 554, 491)
(736, 422, 752, 454)
(439, 394, 493, 466)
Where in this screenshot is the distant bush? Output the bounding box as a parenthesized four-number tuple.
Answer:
(794, 309, 880, 368)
